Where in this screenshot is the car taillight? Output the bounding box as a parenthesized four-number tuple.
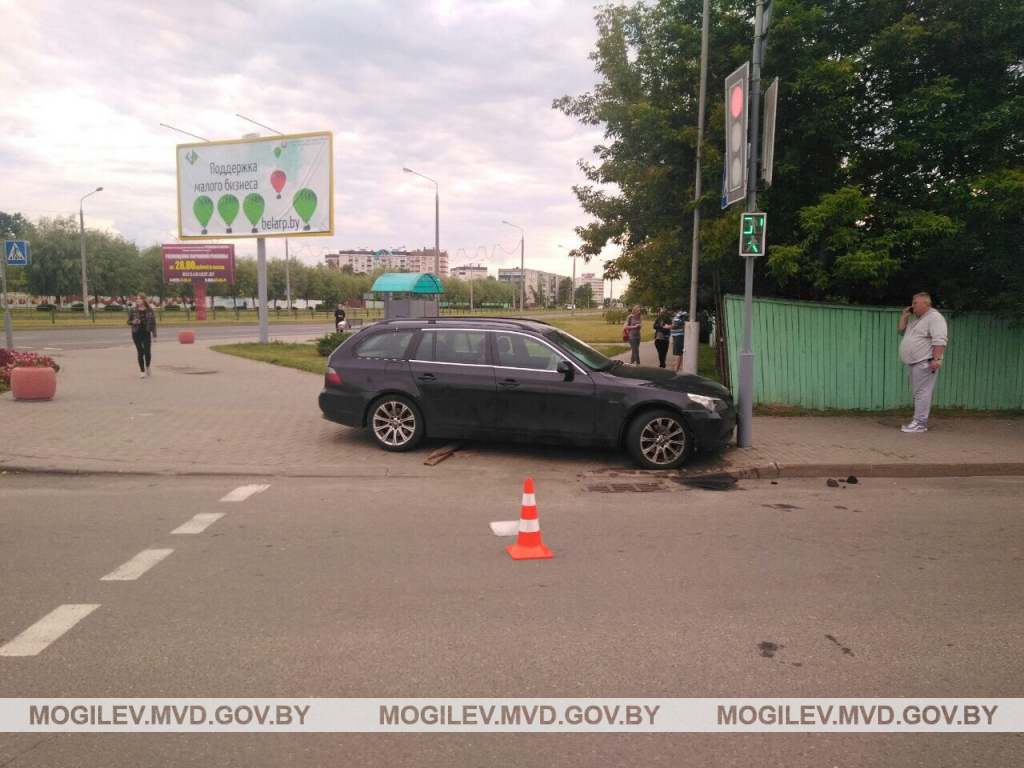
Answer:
(325, 367, 342, 387)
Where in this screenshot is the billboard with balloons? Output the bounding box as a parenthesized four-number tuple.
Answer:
(176, 132, 333, 240)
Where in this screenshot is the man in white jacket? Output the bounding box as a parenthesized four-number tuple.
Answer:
(897, 293, 948, 433)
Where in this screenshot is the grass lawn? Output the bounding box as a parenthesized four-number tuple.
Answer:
(544, 315, 652, 344)
(211, 342, 324, 375)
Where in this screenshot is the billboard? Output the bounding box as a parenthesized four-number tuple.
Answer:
(162, 244, 236, 284)
(176, 132, 333, 240)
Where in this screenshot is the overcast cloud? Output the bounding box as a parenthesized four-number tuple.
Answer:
(0, 0, 624, 289)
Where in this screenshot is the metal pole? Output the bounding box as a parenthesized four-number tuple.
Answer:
(469, 264, 474, 311)
(683, 0, 711, 376)
(1, 247, 13, 349)
(738, 0, 765, 448)
(520, 235, 525, 316)
(285, 237, 292, 311)
(257, 237, 269, 344)
(434, 190, 440, 276)
(79, 205, 90, 320)
(572, 256, 576, 317)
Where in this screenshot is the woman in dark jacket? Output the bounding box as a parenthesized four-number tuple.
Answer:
(652, 307, 672, 368)
(127, 294, 158, 378)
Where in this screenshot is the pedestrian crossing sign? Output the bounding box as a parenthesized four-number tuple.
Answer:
(4, 240, 30, 266)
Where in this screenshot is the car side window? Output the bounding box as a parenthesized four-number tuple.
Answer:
(412, 331, 435, 361)
(433, 330, 488, 365)
(354, 330, 416, 359)
(495, 332, 562, 371)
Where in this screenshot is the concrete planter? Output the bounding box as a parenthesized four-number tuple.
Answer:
(178, 330, 196, 344)
(11, 366, 57, 400)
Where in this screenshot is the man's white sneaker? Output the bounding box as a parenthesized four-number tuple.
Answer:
(901, 421, 927, 433)
(140, 372, 147, 379)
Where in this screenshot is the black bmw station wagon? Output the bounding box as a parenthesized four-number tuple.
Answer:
(318, 317, 735, 469)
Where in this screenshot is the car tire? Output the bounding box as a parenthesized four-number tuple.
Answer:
(626, 409, 692, 469)
(367, 395, 424, 452)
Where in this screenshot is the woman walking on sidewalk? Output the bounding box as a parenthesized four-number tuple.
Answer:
(625, 306, 643, 365)
(653, 307, 671, 368)
(128, 293, 157, 378)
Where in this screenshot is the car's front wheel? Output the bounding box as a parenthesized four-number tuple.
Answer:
(368, 395, 424, 452)
(626, 409, 692, 469)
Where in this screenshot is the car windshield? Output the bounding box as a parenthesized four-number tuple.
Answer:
(543, 329, 616, 371)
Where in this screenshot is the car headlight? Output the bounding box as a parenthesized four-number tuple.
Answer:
(688, 394, 725, 412)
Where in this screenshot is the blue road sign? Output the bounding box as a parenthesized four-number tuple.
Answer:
(4, 240, 30, 266)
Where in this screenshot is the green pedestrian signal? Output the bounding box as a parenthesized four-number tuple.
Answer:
(739, 213, 767, 257)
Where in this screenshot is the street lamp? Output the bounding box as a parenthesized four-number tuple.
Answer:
(558, 244, 579, 317)
(79, 187, 103, 319)
(402, 168, 440, 276)
(502, 220, 524, 316)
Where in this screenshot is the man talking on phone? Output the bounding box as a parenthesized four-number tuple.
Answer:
(897, 292, 948, 433)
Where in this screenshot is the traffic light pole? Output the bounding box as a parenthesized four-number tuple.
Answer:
(737, 0, 765, 449)
(1, 252, 13, 349)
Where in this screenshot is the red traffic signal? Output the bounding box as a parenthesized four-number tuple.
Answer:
(724, 63, 749, 207)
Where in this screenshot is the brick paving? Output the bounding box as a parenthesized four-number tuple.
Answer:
(1, 336, 1020, 482)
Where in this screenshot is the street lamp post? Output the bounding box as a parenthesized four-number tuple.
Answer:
(502, 221, 524, 316)
(559, 245, 578, 317)
(402, 168, 440, 276)
(79, 187, 103, 319)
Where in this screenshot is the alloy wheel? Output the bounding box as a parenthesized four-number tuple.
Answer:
(372, 400, 417, 447)
(638, 416, 687, 466)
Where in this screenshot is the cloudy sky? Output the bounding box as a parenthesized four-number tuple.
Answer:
(0, 0, 625, 291)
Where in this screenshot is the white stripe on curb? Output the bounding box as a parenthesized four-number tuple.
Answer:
(220, 484, 270, 503)
(0, 604, 101, 657)
(171, 513, 225, 535)
(100, 549, 174, 581)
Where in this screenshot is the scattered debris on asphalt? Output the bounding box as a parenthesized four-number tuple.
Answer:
(847, 475, 859, 484)
(827, 478, 840, 487)
(423, 443, 464, 466)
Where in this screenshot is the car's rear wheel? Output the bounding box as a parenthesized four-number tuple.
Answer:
(368, 395, 424, 452)
(626, 409, 692, 469)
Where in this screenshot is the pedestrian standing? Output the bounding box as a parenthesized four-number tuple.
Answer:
(671, 309, 688, 372)
(653, 307, 672, 368)
(897, 292, 947, 433)
(128, 293, 157, 378)
(625, 306, 643, 365)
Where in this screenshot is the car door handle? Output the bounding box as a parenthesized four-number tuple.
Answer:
(499, 379, 519, 388)
(416, 374, 437, 382)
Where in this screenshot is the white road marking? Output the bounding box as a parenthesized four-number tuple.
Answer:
(43, 347, 63, 351)
(489, 520, 520, 537)
(220, 484, 270, 503)
(171, 512, 225, 535)
(100, 549, 174, 581)
(0, 604, 101, 657)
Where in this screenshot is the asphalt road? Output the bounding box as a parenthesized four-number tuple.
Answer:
(1, 474, 1021, 766)
(6, 312, 605, 350)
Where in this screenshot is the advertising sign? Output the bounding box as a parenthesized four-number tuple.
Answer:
(162, 244, 236, 284)
(176, 132, 333, 240)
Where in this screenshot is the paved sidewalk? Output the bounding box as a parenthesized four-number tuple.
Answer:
(0, 336, 1021, 482)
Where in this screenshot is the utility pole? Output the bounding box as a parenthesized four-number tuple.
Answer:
(737, 0, 766, 448)
(1, 246, 12, 349)
(285, 237, 292, 312)
(683, 0, 711, 375)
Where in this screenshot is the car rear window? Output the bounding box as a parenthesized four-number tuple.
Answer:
(354, 330, 416, 359)
(413, 330, 489, 365)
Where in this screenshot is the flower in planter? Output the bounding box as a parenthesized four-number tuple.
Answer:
(0, 349, 60, 388)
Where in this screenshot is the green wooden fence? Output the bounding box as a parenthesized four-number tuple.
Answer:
(723, 295, 1024, 410)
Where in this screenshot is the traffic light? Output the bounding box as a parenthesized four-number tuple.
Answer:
(739, 213, 767, 256)
(724, 63, 749, 207)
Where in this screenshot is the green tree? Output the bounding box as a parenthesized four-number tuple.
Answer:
(574, 282, 594, 308)
(0, 212, 35, 294)
(557, 277, 574, 305)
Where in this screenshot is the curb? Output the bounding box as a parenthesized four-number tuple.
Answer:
(683, 461, 1024, 481)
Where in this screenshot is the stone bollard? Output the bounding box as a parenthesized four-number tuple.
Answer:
(11, 366, 57, 400)
(178, 330, 196, 344)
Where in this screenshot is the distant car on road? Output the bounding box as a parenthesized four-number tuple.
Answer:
(318, 318, 735, 469)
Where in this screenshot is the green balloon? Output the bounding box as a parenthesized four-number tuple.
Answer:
(217, 194, 239, 232)
(293, 188, 317, 229)
(243, 193, 265, 232)
(193, 196, 214, 231)
(274, 147, 282, 158)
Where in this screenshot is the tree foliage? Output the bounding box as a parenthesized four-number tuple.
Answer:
(556, 0, 1024, 314)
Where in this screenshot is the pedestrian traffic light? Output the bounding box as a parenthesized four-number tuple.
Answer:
(724, 63, 749, 207)
(739, 212, 767, 256)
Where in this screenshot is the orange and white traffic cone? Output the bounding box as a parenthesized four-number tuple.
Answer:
(506, 478, 553, 560)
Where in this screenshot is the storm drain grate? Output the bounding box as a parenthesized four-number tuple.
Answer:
(586, 482, 668, 493)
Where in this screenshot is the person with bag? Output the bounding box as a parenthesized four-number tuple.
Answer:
(624, 306, 643, 365)
(652, 307, 672, 368)
(127, 293, 157, 378)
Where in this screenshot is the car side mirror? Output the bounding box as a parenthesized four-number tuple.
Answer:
(557, 360, 574, 381)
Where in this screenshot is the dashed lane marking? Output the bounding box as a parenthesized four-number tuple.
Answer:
(0, 604, 101, 657)
(100, 549, 174, 581)
(171, 513, 225, 535)
(220, 484, 270, 503)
